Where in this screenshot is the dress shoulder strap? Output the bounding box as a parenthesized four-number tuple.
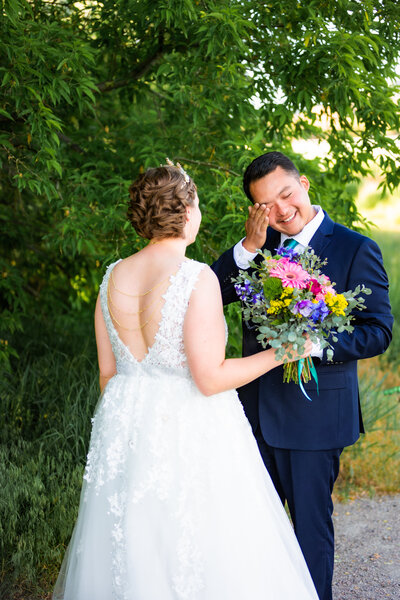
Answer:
(176, 259, 207, 302)
(99, 259, 122, 325)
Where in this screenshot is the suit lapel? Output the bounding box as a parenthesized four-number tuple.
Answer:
(264, 227, 281, 253)
(309, 211, 335, 256)
(251, 228, 280, 266)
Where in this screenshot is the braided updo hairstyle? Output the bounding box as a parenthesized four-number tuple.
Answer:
(127, 166, 197, 240)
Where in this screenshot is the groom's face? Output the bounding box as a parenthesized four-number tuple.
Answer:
(249, 166, 316, 236)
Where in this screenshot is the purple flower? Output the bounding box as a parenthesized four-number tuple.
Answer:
(234, 284, 247, 301)
(251, 291, 265, 305)
(293, 299, 314, 317)
(275, 246, 300, 260)
(234, 280, 254, 302)
(311, 300, 329, 323)
(243, 279, 252, 293)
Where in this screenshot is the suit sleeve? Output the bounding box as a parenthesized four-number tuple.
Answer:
(210, 247, 241, 306)
(321, 237, 393, 364)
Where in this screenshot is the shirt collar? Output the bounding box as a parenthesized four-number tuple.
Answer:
(280, 206, 324, 248)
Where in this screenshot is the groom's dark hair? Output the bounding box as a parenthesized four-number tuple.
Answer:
(243, 152, 300, 203)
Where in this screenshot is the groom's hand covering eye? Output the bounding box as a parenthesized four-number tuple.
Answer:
(243, 203, 270, 253)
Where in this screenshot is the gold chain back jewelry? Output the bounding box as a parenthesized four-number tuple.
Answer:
(107, 285, 163, 315)
(111, 269, 170, 297)
(107, 295, 164, 331)
(107, 264, 181, 330)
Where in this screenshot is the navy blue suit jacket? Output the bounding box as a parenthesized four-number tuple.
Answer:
(212, 212, 393, 450)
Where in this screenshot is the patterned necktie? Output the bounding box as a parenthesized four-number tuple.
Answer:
(283, 238, 298, 249)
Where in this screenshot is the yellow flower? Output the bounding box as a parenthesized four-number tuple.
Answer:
(267, 292, 294, 314)
(325, 292, 348, 316)
(280, 287, 293, 298)
(267, 299, 285, 314)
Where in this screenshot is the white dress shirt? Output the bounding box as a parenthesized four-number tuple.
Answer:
(233, 205, 325, 358)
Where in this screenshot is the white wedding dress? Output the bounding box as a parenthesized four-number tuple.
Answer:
(53, 259, 318, 600)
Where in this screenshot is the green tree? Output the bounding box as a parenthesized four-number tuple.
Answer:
(1, 0, 399, 366)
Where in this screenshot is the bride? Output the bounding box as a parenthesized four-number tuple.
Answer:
(53, 162, 318, 599)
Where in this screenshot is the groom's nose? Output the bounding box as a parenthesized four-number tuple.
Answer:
(274, 200, 288, 216)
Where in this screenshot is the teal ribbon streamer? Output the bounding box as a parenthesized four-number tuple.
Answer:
(297, 359, 312, 401)
(297, 357, 319, 401)
(309, 357, 319, 395)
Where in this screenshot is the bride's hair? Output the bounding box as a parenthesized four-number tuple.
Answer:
(127, 166, 197, 240)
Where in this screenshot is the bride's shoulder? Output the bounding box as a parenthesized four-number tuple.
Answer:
(101, 258, 122, 279)
(183, 258, 207, 268)
(183, 260, 220, 292)
(183, 259, 215, 279)
(184, 263, 222, 315)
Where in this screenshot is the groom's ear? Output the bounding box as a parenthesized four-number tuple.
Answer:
(299, 175, 310, 191)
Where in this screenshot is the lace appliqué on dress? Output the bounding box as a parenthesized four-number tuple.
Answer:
(83, 259, 206, 600)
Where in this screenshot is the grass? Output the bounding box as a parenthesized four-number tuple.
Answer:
(368, 230, 400, 367)
(333, 227, 400, 501)
(0, 322, 98, 599)
(356, 177, 400, 232)
(334, 367, 400, 502)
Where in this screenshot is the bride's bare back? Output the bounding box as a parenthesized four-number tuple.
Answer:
(106, 249, 185, 362)
(104, 240, 194, 361)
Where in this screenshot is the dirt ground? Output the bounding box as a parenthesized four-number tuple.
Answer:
(333, 495, 400, 600)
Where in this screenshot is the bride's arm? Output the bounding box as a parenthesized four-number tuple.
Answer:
(95, 294, 117, 392)
(184, 267, 310, 396)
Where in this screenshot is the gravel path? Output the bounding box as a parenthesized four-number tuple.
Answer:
(333, 495, 400, 600)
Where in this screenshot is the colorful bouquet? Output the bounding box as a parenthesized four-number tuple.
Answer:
(233, 245, 371, 399)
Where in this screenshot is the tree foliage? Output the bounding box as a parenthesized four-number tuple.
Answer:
(1, 0, 399, 366)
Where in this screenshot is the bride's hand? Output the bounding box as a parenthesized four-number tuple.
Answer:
(281, 336, 313, 363)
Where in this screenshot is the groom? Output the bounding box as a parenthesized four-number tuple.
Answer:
(211, 152, 393, 600)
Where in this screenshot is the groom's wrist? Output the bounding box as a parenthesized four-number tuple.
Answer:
(233, 238, 258, 269)
(242, 237, 258, 253)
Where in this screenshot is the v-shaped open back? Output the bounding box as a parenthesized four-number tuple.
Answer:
(105, 260, 183, 363)
(99, 259, 205, 371)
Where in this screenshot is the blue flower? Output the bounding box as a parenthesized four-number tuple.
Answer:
(234, 280, 254, 302)
(251, 291, 265, 305)
(275, 246, 300, 260)
(235, 280, 264, 304)
(311, 300, 329, 323)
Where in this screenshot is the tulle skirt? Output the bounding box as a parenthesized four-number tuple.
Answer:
(53, 366, 318, 599)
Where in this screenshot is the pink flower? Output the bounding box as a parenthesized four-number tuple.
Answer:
(269, 261, 310, 289)
(320, 275, 331, 285)
(309, 278, 323, 295)
(315, 292, 326, 301)
(264, 257, 290, 269)
(324, 285, 336, 295)
(319, 285, 336, 297)
(310, 276, 336, 298)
